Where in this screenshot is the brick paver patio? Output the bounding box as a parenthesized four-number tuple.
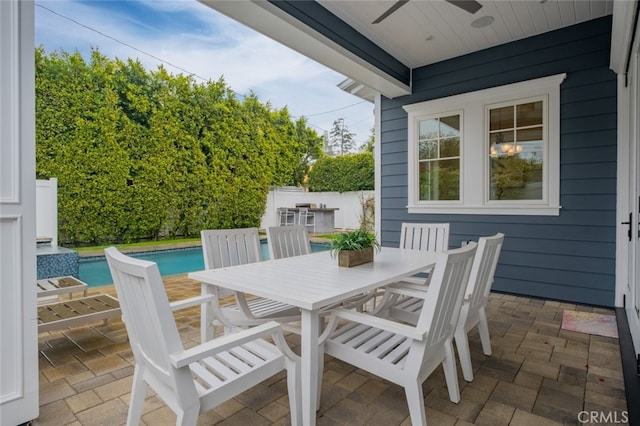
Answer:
(35, 275, 628, 425)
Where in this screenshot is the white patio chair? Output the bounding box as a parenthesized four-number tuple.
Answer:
(104, 247, 301, 426)
(367, 222, 451, 312)
(399, 222, 449, 285)
(266, 225, 311, 260)
(278, 207, 295, 226)
(319, 243, 477, 425)
(378, 233, 504, 382)
(201, 228, 301, 333)
(298, 207, 316, 233)
(400, 222, 450, 252)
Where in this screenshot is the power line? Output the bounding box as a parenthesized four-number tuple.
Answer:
(300, 100, 368, 117)
(36, 3, 210, 82)
(36, 2, 374, 132)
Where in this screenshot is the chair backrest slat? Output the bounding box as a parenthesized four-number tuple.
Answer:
(400, 223, 449, 252)
(415, 243, 477, 349)
(467, 233, 504, 308)
(201, 228, 262, 270)
(266, 225, 311, 260)
(104, 247, 186, 391)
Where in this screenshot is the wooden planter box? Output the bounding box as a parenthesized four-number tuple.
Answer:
(338, 246, 374, 267)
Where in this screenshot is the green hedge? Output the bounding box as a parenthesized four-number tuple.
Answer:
(307, 152, 374, 192)
(35, 48, 320, 245)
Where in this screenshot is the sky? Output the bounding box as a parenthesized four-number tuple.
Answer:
(34, 0, 375, 146)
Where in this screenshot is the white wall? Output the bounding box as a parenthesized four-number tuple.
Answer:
(36, 178, 57, 246)
(260, 188, 374, 231)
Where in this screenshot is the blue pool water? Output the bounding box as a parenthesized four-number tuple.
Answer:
(79, 241, 330, 287)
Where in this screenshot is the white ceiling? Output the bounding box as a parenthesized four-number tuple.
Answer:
(318, 0, 613, 69)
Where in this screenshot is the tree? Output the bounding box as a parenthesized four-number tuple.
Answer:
(327, 118, 356, 155)
(360, 127, 375, 153)
(288, 117, 324, 186)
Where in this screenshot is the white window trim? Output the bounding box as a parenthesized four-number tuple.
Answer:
(404, 73, 566, 216)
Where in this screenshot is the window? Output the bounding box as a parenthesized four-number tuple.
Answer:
(488, 99, 544, 201)
(404, 74, 565, 216)
(418, 113, 461, 201)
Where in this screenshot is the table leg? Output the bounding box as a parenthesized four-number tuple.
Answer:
(301, 309, 320, 426)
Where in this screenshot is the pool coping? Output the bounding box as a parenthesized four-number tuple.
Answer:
(75, 236, 332, 258)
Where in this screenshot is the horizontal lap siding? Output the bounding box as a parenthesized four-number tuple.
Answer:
(380, 16, 617, 306)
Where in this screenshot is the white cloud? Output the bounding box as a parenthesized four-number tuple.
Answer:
(35, 0, 374, 142)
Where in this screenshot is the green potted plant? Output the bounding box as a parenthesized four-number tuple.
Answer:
(330, 229, 381, 267)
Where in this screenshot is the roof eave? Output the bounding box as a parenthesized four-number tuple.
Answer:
(198, 0, 410, 99)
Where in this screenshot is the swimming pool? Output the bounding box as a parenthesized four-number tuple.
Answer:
(79, 241, 330, 287)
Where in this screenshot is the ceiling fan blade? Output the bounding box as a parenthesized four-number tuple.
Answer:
(372, 0, 410, 24)
(446, 0, 483, 14)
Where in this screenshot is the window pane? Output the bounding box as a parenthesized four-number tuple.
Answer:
(440, 115, 460, 137)
(516, 101, 543, 127)
(490, 106, 513, 131)
(440, 138, 459, 158)
(419, 159, 460, 201)
(489, 131, 514, 145)
(419, 119, 438, 140)
(490, 155, 543, 200)
(419, 140, 438, 160)
(517, 126, 542, 142)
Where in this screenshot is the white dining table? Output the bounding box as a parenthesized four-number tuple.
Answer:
(188, 247, 438, 426)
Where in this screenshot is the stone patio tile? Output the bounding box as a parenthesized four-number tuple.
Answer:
(424, 386, 483, 423)
(323, 398, 376, 425)
(489, 381, 538, 412)
(346, 378, 388, 405)
(39, 378, 76, 406)
(558, 328, 592, 343)
(235, 383, 285, 411)
(335, 371, 369, 392)
(40, 358, 89, 382)
(370, 385, 411, 419)
(474, 400, 515, 426)
(511, 408, 564, 426)
(497, 350, 526, 365)
(460, 384, 492, 404)
(318, 381, 350, 415)
(476, 356, 522, 382)
(423, 407, 458, 425)
(33, 399, 77, 425)
(74, 398, 129, 425)
(584, 381, 628, 411)
(520, 358, 560, 380)
(81, 353, 130, 375)
(552, 346, 589, 370)
(466, 373, 499, 393)
(64, 370, 96, 386)
(93, 375, 133, 401)
(65, 389, 103, 413)
(587, 364, 624, 381)
(212, 397, 245, 418)
(257, 398, 291, 422)
(71, 373, 117, 394)
(532, 378, 584, 422)
(522, 330, 566, 348)
(513, 370, 543, 391)
(557, 365, 587, 387)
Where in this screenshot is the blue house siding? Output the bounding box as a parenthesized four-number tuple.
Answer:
(380, 16, 617, 307)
